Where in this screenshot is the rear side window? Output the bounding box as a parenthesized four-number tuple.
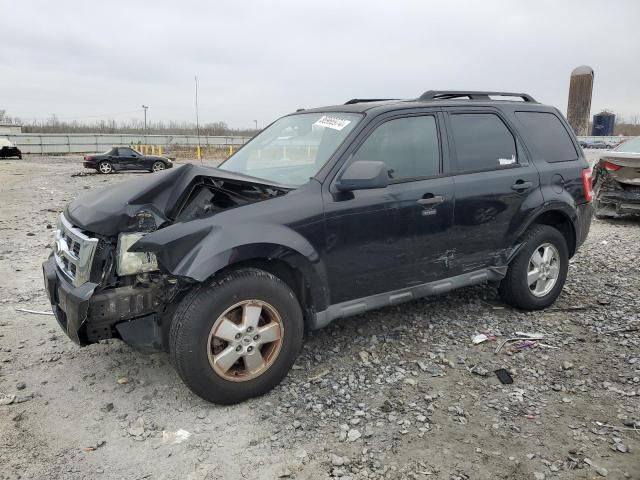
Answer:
(449, 113, 517, 172)
(352, 115, 440, 181)
(515, 111, 578, 162)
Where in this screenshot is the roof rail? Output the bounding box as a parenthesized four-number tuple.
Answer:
(419, 90, 537, 103)
(344, 98, 396, 105)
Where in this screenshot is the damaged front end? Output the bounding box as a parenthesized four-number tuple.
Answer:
(43, 164, 291, 352)
(593, 152, 640, 218)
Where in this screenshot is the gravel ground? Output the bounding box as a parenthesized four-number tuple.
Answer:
(0, 155, 638, 480)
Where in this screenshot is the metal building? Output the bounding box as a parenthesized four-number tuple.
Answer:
(591, 111, 615, 136)
(0, 123, 22, 135)
(566, 65, 594, 136)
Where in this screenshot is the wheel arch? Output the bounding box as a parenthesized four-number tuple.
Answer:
(214, 257, 319, 331)
(518, 206, 577, 258)
(133, 223, 331, 327)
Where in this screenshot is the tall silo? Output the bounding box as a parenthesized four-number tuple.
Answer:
(566, 65, 594, 136)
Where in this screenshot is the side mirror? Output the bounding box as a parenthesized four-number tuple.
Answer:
(335, 160, 389, 192)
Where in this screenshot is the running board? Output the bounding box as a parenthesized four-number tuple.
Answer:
(311, 267, 506, 330)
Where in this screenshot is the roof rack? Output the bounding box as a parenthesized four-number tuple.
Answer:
(344, 98, 396, 105)
(419, 90, 537, 103)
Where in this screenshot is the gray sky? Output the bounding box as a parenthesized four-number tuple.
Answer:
(1, 0, 639, 128)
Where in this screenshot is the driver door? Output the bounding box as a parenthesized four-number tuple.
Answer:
(117, 147, 141, 170)
(322, 111, 454, 304)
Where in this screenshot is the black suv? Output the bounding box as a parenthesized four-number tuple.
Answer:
(43, 91, 593, 404)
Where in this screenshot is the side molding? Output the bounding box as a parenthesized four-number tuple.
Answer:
(311, 267, 506, 330)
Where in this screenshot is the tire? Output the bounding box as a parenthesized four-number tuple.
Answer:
(499, 224, 569, 310)
(169, 268, 304, 404)
(98, 160, 113, 174)
(151, 161, 165, 172)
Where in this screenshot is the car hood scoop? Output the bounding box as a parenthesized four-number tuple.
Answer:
(66, 164, 291, 236)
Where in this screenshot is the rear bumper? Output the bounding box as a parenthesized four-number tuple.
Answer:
(575, 202, 593, 250)
(83, 162, 97, 169)
(597, 188, 640, 215)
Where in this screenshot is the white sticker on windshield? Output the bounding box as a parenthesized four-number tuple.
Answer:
(498, 155, 516, 166)
(313, 115, 352, 131)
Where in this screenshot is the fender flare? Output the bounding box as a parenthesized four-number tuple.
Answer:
(511, 202, 578, 258)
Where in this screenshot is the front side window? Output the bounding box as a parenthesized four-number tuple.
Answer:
(450, 113, 517, 172)
(515, 111, 578, 162)
(351, 115, 440, 181)
(118, 148, 134, 156)
(219, 112, 362, 186)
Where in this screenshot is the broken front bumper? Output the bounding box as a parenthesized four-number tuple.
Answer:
(43, 255, 97, 345)
(43, 255, 165, 351)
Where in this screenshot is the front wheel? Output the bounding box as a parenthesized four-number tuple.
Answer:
(151, 161, 165, 172)
(169, 268, 304, 404)
(499, 225, 569, 310)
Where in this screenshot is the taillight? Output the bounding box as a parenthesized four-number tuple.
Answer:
(603, 160, 621, 171)
(84, 155, 93, 161)
(581, 168, 593, 202)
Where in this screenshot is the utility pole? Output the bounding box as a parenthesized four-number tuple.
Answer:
(254, 119, 258, 130)
(195, 76, 202, 164)
(141, 105, 148, 131)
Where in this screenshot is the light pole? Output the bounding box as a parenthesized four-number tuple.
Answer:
(254, 119, 258, 130)
(142, 105, 148, 131)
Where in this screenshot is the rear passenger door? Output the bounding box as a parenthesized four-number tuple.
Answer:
(444, 108, 543, 274)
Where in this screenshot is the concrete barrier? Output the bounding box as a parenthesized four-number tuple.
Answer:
(5, 133, 251, 154)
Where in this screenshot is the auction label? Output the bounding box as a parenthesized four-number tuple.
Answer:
(313, 115, 352, 131)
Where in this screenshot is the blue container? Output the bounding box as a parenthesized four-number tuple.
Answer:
(591, 112, 615, 136)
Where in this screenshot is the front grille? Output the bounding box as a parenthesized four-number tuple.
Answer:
(54, 214, 99, 287)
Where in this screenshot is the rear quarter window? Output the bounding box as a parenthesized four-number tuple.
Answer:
(515, 111, 578, 163)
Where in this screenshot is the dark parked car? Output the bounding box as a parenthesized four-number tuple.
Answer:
(592, 136, 640, 218)
(43, 90, 593, 404)
(83, 146, 173, 174)
(0, 137, 22, 159)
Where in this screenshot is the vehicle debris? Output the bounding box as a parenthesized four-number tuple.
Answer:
(494, 334, 548, 354)
(494, 368, 513, 384)
(161, 429, 192, 444)
(15, 308, 54, 316)
(0, 393, 16, 405)
(83, 440, 106, 452)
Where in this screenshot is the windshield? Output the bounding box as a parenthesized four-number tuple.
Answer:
(615, 137, 640, 153)
(219, 112, 362, 186)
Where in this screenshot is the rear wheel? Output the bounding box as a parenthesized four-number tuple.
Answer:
(169, 268, 304, 404)
(499, 225, 568, 310)
(151, 161, 165, 172)
(98, 161, 113, 174)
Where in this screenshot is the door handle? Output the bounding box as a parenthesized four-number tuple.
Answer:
(417, 195, 444, 207)
(511, 180, 533, 191)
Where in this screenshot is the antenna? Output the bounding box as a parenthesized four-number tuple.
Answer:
(195, 75, 202, 165)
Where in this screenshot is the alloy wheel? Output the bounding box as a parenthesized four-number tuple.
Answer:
(207, 300, 284, 382)
(527, 243, 560, 297)
(152, 161, 165, 172)
(99, 162, 112, 174)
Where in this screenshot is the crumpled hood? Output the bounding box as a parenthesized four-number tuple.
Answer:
(65, 163, 288, 236)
